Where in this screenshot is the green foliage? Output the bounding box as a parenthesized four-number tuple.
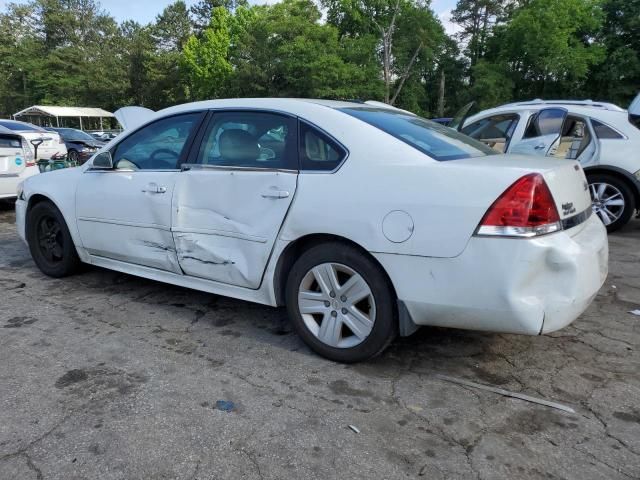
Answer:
(0, 0, 638, 119)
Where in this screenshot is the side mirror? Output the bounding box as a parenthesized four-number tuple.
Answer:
(92, 151, 113, 169)
(30, 138, 44, 160)
(629, 93, 640, 128)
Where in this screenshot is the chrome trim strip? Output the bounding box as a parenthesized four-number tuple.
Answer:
(0, 173, 20, 178)
(561, 206, 592, 230)
(476, 222, 562, 238)
(84, 169, 181, 173)
(180, 163, 297, 174)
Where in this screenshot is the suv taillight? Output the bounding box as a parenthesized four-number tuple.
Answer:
(21, 138, 36, 167)
(476, 173, 561, 238)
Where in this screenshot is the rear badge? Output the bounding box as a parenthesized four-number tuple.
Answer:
(562, 202, 576, 216)
(15, 157, 22, 166)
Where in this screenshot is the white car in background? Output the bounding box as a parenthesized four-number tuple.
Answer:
(15, 99, 608, 362)
(0, 120, 67, 160)
(455, 95, 640, 232)
(0, 126, 38, 200)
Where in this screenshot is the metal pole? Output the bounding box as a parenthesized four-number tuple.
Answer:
(79, 117, 83, 130)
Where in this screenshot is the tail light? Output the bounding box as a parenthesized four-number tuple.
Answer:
(21, 138, 36, 167)
(476, 173, 561, 237)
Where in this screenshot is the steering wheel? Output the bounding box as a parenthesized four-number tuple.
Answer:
(149, 148, 180, 168)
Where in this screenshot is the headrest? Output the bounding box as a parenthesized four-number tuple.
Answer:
(219, 129, 259, 162)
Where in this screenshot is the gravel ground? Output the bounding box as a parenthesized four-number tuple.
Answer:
(1, 202, 639, 480)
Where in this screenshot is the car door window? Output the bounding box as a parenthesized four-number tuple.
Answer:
(461, 114, 518, 153)
(196, 112, 297, 170)
(112, 113, 200, 170)
(299, 122, 347, 171)
(523, 109, 566, 138)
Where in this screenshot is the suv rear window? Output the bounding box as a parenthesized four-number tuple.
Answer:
(340, 107, 496, 161)
(591, 119, 624, 139)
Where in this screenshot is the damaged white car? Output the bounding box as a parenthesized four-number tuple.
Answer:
(15, 99, 608, 362)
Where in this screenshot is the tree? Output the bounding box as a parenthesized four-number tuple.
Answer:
(181, 7, 233, 100)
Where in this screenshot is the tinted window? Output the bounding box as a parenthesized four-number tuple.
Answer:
(196, 112, 297, 169)
(591, 119, 623, 139)
(0, 120, 42, 132)
(56, 128, 97, 142)
(524, 109, 566, 138)
(341, 107, 496, 161)
(299, 122, 346, 171)
(113, 113, 200, 170)
(0, 135, 21, 148)
(462, 115, 518, 140)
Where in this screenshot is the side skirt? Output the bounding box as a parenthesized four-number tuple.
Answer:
(87, 254, 276, 307)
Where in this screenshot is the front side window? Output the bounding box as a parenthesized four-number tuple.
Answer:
(340, 107, 496, 161)
(299, 122, 346, 171)
(196, 112, 297, 170)
(112, 113, 200, 170)
(461, 114, 518, 153)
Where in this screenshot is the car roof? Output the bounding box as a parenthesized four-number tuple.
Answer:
(157, 98, 395, 117)
(465, 101, 630, 127)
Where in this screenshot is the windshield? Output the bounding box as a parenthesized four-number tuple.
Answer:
(340, 107, 497, 161)
(57, 128, 96, 142)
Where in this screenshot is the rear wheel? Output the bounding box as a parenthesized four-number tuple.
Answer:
(587, 173, 635, 233)
(27, 201, 80, 277)
(285, 243, 397, 362)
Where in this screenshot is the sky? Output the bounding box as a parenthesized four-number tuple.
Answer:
(0, 0, 460, 34)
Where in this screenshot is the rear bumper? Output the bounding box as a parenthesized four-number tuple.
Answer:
(374, 214, 608, 335)
(0, 166, 39, 199)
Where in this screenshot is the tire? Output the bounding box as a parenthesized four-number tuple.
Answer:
(587, 173, 636, 233)
(27, 201, 80, 277)
(285, 242, 397, 363)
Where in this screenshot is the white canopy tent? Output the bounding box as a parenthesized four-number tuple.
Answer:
(12, 105, 117, 131)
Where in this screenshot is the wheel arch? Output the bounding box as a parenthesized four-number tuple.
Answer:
(584, 166, 640, 209)
(272, 233, 398, 308)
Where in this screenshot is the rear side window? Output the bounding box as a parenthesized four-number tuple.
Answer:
(299, 122, 346, 171)
(591, 119, 624, 139)
(0, 135, 21, 148)
(340, 107, 496, 161)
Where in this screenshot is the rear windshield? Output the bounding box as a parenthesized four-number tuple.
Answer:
(0, 135, 21, 148)
(0, 120, 42, 132)
(340, 107, 497, 161)
(56, 128, 96, 142)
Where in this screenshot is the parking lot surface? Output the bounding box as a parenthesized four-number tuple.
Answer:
(1, 203, 639, 480)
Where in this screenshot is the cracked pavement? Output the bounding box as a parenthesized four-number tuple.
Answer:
(1, 202, 639, 479)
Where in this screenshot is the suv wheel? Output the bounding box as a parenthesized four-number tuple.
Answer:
(588, 173, 635, 233)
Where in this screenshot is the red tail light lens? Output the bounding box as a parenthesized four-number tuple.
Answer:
(477, 173, 561, 237)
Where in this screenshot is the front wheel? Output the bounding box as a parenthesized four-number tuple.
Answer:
(588, 174, 635, 233)
(27, 201, 80, 277)
(285, 243, 397, 363)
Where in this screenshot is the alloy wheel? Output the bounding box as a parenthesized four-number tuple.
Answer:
(589, 182, 625, 226)
(298, 263, 376, 349)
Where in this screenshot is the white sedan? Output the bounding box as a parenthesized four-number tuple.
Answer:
(15, 99, 608, 362)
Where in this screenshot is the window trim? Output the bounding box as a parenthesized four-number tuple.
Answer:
(298, 119, 349, 174)
(100, 111, 207, 172)
(589, 118, 627, 140)
(182, 108, 301, 172)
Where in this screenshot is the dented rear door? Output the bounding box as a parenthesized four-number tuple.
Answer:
(172, 110, 299, 289)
